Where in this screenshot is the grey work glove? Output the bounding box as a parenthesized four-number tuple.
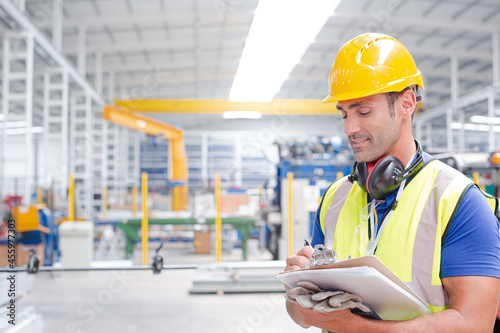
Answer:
(285, 281, 372, 314)
(284, 280, 321, 303)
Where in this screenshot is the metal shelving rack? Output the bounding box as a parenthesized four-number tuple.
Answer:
(182, 132, 273, 190)
(0, 0, 112, 219)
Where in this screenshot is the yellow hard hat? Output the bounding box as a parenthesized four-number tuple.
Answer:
(323, 33, 424, 103)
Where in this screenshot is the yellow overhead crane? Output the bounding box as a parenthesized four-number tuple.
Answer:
(114, 99, 339, 115)
(102, 106, 188, 211)
(103, 99, 338, 211)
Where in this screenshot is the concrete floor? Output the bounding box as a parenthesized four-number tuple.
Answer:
(14, 242, 317, 333)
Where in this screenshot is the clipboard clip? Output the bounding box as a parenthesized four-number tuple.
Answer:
(310, 244, 337, 267)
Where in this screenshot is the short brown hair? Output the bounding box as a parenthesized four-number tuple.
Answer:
(384, 86, 418, 118)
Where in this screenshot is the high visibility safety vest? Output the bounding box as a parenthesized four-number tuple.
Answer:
(319, 159, 498, 313)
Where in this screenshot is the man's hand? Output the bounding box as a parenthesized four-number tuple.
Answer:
(288, 276, 500, 333)
(283, 245, 314, 328)
(297, 307, 361, 332)
(284, 245, 314, 272)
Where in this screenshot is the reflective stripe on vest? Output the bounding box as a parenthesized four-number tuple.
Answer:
(319, 176, 358, 249)
(319, 160, 498, 313)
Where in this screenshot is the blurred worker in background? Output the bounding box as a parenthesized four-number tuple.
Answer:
(283, 33, 500, 332)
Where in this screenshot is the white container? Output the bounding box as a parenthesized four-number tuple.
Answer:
(59, 221, 94, 267)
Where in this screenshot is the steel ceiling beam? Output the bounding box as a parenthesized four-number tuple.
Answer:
(56, 8, 500, 34)
(452, 0, 481, 21)
(422, 0, 447, 17)
(493, 30, 500, 84)
(482, 6, 500, 22)
(331, 10, 500, 33)
(60, 34, 494, 64)
(61, 37, 246, 56)
(415, 83, 500, 123)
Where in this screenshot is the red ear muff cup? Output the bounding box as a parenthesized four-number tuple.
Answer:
(366, 156, 405, 200)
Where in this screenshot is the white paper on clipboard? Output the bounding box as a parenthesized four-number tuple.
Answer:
(277, 256, 431, 321)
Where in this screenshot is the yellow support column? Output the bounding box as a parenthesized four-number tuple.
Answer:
(141, 172, 149, 266)
(47, 188, 52, 209)
(473, 171, 479, 185)
(258, 185, 263, 207)
(132, 186, 138, 219)
(472, 171, 485, 190)
(68, 173, 75, 221)
(287, 172, 294, 256)
(171, 139, 188, 210)
(37, 187, 43, 204)
(173, 186, 180, 212)
(103, 187, 108, 219)
(215, 173, 222, 263)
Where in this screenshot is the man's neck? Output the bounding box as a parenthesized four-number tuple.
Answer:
(389, 137, 417, 167)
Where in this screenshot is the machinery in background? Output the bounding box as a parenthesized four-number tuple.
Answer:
(433, 151, 492, 175)
(434, 151, 497, 196)
(490, 151, 500, 198)
(261, 136, 353, 260)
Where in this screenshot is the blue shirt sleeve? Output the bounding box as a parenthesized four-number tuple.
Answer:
(441, 186, 500, 279)
(311, 204, 324, 247)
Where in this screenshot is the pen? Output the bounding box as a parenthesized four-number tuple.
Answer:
(304, 239, 312, 268)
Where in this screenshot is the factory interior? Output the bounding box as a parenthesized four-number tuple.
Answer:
(1, 0, 500, 332)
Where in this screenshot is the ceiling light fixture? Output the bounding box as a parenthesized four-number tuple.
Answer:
(5, 120, 27, 128)
(222, 111, 262, 119)
(469, 115, 500, 125)
(451, 122, 500, 132)
(0, 126, 44, 135)
(229, 0, 341, 102)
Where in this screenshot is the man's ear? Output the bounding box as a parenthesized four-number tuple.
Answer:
(399, 89, 417, 119)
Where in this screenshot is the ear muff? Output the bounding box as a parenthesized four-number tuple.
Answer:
(353, 162, 369, 192)
(347, 140, 424, 200)
(366, 156, 405, 200)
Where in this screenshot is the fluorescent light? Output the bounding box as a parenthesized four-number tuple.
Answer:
(6, 120, 27, 128)
(469, 115, 500, 125)
(0, 126, 44, 135)
(451, 122, 500, 132)
(0, 113, 23, 121)
(222, 111, 262, 119)
(229, 0, 340, 102)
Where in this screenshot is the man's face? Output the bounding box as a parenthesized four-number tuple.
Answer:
(336, 93, 400, 163)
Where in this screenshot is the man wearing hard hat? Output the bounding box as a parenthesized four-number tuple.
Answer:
(283, 33, 500, 332)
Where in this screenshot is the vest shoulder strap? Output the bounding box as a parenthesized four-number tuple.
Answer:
(319, 176, 352, 235)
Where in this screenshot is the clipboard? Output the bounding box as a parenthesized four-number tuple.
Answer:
(277, 256, 431, 320)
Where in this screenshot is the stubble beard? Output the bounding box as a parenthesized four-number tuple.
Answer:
(350, 126, 400, 163)
(349, 134, 376, 163)
(352, 143, 377, 163)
